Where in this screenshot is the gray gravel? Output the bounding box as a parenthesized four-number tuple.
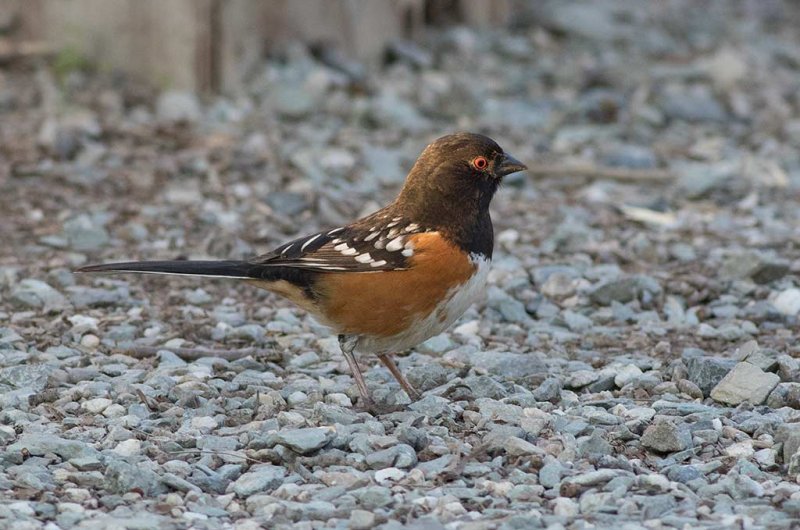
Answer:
(3, 1, 800, 529)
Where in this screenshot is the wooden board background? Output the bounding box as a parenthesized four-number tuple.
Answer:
(4, 0, 511, 93)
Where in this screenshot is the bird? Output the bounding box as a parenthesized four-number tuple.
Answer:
(77, 132, 527, 410)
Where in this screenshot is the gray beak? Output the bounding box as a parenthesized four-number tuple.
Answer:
(496, 153, 528, 178)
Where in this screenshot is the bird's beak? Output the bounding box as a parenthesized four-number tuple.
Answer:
(495, 153, 528, 178)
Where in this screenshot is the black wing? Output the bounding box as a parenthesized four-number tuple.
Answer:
(250, 212, 432, 273)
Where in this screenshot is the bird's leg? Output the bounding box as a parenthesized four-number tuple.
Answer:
(377, 353, 422, 401)
(338, 335, 373, 408)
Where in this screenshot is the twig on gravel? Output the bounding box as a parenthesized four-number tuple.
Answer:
(167, 448, 264, 464)
(526, 163, 674, 183)
(135, 388, 158, 411)
(436, 442, 490, 485)
(120, 345, 261, 362)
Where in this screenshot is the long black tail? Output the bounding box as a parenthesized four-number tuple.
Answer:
(76, 260, 259, 279)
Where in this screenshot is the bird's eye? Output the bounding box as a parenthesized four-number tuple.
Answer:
(472, 156, 488, 170)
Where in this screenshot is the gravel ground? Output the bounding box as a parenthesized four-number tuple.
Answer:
(2, 1, 800, 529)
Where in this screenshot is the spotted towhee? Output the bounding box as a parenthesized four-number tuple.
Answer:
(78, 133, 527, 408)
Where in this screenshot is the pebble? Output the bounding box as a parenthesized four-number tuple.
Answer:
(111, 439, 141, 457)
(773, 288, 800, 316)
(232, 466, 287, 497)
(270, 427, 334, 455)
(82, 398, 112, 414)
(710, 362, 781, 405)
(10, 279, 70, 312)
(641, 421, 690, 453)
(156, 90, 202, 122)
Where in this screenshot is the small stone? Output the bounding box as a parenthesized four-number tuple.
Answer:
(562, 309, 593, 332)
(184, 288, 213, 305)
(567, 370, 599, 389)
(614, 364, 643, 388)
(777, 425, 800, 463)
(684, 354, 736, 396)
(0, 364, 57, 392)
(488, 287, 531, 323)
(11, 279, 69, 312)
(538, 463, 563, 489)
(589, 275, 661, 305)
(660, 85, 726, 122)
(710, 362, 780, 406)
(374, 467, 405, 484)
(725, 441, 754, 459)
(104, 460, 165, 496)
(157, 90, 202, 122)
(366, 444, 417, 470)
(505, 437, 543, 457)
(325, 393, 353, 408)
(270, 81, 317, 119)
(406, 363, 450, 392)
(552, 497, 579, 517)
(767, 383, 800, 409)
(675, 161, 736, 199)
(265, 191, 311, 217)
(740, 344, 779, 373)
(80, 334, 100, 348)
(541, 272, 576, 299)
(82, 398, 112, 414)
(349, 509, 376, 530)
(773, 288, 800, 316)
(111, 439, 141, 457)
(272, 427, 334, 455)
(233, 465, 286, 497)
(676, 379, 704, 400)
(532, 377, 562, 403)
(568, 469, 620, 487)
(720, 251, 789, 284)
(417, 334, 453, 355)
(641, 420, 690, 453)
(70, 457, 102, 471)
(190, 416, 218, 431)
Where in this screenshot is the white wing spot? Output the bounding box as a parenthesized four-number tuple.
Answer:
(387, 228, 400, 239)
(355, 253, 373, 263)
(281, 243, 294, 255)
(386, 237, 405, 252)
(341, 247, 358, 256)
(328, 227, 345, 235)
(386, 221, 399, 228)
(364, 231, 379, 242)
(301, 233, 321, 251)
(370, 260, 387, 267)
(392, 217, 402, 222)
(404, 223, 419, 232)
(369, 226, 378, 232)
(402, 248, 414, 257)
(374, 239, 386, 249)
(334, 242, 350, 252)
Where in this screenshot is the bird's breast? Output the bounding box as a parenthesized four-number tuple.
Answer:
(315, 233, 490, 349)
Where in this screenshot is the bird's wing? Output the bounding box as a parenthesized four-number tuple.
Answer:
(250, 214, 433, 273)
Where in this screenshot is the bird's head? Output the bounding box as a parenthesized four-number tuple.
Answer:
(396, 132, 527, 219)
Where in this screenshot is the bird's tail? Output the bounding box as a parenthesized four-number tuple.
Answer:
(76, 260, 260, 279)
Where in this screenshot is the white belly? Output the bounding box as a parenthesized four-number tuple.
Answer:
(357, 254, 491, 354)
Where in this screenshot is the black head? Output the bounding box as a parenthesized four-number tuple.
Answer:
(394, 133, 527, 256)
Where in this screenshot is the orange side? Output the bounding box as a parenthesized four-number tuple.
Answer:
(315, 233, 475, 337)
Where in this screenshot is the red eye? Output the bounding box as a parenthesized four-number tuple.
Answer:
(472, 156, 488, 170)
